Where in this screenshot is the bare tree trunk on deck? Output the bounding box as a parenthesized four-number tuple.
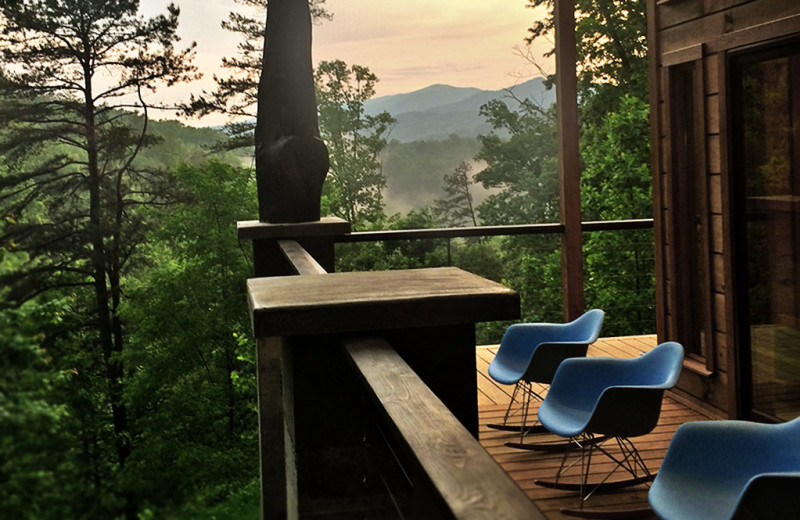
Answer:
(255, 0, 329, 223)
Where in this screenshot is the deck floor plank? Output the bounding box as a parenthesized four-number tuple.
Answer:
(476, 335, 710, 520)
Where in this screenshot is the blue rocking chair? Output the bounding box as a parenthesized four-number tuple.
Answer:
(534, 341, 684, 518)
(487, 309, 604, 446)
(649, 416, 800, 520)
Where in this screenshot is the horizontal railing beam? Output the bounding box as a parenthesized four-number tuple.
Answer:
(344, 336, 547, 520)
(278, 239, 328, 275)
(337, 219, 653, 243)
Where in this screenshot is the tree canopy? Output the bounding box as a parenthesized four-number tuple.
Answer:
(315, 60, 395, 229)
(0, 2, 198, 517)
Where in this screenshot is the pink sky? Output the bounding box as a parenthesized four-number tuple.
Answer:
(138, 0, 552, 125)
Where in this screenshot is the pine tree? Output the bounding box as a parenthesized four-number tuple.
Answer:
(434, 162, 478, 227)
(0, 2, 197, 517)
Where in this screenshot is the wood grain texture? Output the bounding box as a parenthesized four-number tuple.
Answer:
(555, 0, 585, 321)
(256, 336, 297, 520)
(277, 240, 327, 275)
(346, 337, 546, 520)
(248, 267, 520, 337)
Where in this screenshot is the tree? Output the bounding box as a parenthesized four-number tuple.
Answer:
(0, 2, 197, 517)
(474, 96, 559, 225)
(434, 161, 478, 227)
(524, 0, 648, 121)
(186, 0, 332, 148)
(315, 60, 395, 228)
(580, 95, 654, 334)
(122, 161, 259, 516)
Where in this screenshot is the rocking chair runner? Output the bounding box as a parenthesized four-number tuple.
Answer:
(649, 417, 800, 520)
(487, 309, 604, 445)
(534, 341, 684, 518)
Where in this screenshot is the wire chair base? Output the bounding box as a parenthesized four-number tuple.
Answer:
(535, 433, 655, 519)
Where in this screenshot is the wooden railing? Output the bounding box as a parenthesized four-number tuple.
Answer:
(335, 218, 657, 333)
(245, 233, 544, 519)
(336, 218, 654, 243)
(242, 219, 655, 518)
(345, 336, 544, 519)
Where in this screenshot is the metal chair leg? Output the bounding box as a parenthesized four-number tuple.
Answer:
(536, 435, 656, 519)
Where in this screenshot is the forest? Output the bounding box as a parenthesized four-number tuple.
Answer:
(0, 0, 652, 518)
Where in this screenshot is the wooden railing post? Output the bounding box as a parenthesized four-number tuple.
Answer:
(255, 336, 296, 520)
(555, 0, 585, 321)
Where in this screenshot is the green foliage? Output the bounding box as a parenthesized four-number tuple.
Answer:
(381, 135, 481, 214)
(474, 98, 559, 225)
(122, 161, 258, 514)
(0, 298, 70, 520)
(581, 95, 652, 221)
(0, 3, 199, 517)
(457, 0, 655, 335)
(315, 60, 396, 229)
(525, 0, 648, 121)
(137, 119, 250, 170)
(580, 95, 654, 334)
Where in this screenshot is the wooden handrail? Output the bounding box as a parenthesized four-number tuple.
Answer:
(337, 218, 653, 243)
(277, 239, 328, 275)
(344, 336, 547, 520)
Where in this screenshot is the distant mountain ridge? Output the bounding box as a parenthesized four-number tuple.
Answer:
(364, 78, 554, 143)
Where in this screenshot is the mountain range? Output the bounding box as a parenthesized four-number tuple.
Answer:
(364, 77, 554, 143)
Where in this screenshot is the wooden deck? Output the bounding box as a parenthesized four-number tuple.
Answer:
(476, 335, 718, 519)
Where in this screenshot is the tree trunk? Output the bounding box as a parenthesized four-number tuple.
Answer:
(84, 70, 136, 520)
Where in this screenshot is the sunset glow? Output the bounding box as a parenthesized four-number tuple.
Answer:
(138, 0, 551, 125)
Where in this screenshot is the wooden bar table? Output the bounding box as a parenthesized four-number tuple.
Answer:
(247, 266, 519, 518)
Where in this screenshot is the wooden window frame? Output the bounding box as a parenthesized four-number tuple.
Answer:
(663, 54, 717, 375)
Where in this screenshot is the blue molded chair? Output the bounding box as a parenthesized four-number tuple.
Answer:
(487, 309, 604, 444)
(534, 341, 684, 518)
(649, 417, 800, 520)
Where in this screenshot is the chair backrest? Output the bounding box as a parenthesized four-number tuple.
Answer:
(733, 417, 800, 517)
(489, 309, 604, 386)
(586, 342, 684, 437)
(522, 309, 605, 384)
(627, 340, 684, 388)
(650, 416, 800, 520)
(561, 308, 605, 344)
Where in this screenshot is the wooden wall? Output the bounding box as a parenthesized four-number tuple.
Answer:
(648, 0, 800, 418)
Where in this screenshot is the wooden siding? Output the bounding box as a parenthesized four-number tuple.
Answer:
(477, 336, 718, 519)
(648, 0, 800, 417)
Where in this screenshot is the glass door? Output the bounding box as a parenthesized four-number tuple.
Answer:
(731, 39, 800, 422)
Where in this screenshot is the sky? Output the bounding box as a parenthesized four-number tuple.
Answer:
(138, 0, 552, 126)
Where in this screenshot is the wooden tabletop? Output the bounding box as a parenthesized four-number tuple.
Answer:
(248, 266, 520, 337)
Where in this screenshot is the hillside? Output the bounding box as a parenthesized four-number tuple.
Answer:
(365, 77, 554, 143)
